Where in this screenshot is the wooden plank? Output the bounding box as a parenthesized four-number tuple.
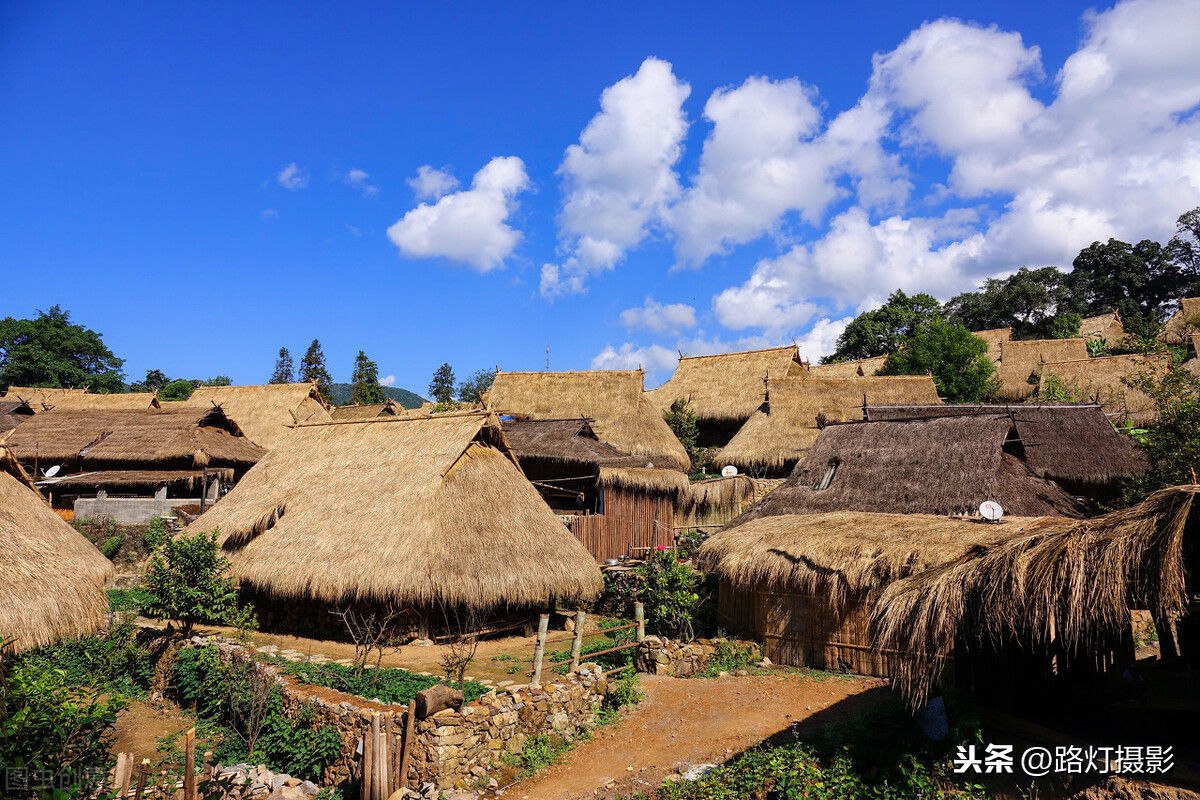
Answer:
(399, 700, 416, 790)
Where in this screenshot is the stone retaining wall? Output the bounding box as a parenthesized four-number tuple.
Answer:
(634, 635, 762, 677)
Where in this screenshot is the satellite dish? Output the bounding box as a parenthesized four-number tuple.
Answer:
(43, 465, 60, 478)
(721, 465, 738, 477)
(979, 500, 1004, 522)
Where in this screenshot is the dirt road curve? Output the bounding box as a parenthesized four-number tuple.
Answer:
(509, 673, 890, 800)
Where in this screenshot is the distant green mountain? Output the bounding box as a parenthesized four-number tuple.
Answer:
(327, 383, 425, 408)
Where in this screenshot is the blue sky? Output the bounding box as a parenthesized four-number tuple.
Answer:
(2, 0, 1198, 394)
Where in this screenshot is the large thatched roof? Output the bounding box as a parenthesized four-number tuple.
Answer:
(185, 383, 332, 450)
(0, 399, 34, 432)
(3, 406, 263, 470)
(716, 376, 941, 474)
(970, 328, 1011, 363)
(189, 412, 603, 609)
(863, 404, 1145, 487)
(872, 485, 1200, 706)
(735, 415, 1084, 521)
(996, 338, 1089, 399)
(646, 346, 805, 422)
(329, 400, 403, 421)
(1039, 353, 1168, 425)
(1, 387, 158, 412)
(38, 468, 235, 490)
(1162, 297, 1200, 343)
(0, 449, 113, 653)
(1080, 311, 1125, 345)
(486, 370, 689, 471)
(805, 355, 889, 378)
(699, 511, 1030, 610)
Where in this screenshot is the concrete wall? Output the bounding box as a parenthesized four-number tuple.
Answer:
(73, 496, 203, 524)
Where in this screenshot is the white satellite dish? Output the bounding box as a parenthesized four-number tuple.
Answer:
(43, 465, 60, 478)
(721, 465, 738, 477)
(979, 500, 1004, 522)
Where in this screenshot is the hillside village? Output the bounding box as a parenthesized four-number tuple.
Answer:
(3, 249, 1200, 800)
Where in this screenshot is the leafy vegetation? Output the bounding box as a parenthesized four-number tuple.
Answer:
(349, 350, 388, 404)
(826, 291, 943, 363)
(1122, 361, 1200, 503)
(143, 530, 256, 637)
(20, 617, 157, 697)
(549, 617, 638, 675)
(76, 516, 167, 565)
(878, 320, 999, 403)
(272, 657, 488, 705)
(638, 551, 707, 642)
(663, 398, 709, 475)
(299, 339, 334, 404)
(0, 305, 125, 392)
(457, 367, 497, 404)
(428, 362, 456, 403)
(695, 640, 760, 678)
(270, 346, 294, 384)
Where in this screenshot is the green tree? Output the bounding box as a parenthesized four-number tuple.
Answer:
(1122, 363, 1200, 503)
(456, 367, 496, 404)
(143, 530, 256, 638)
(269, 347, 294, 384)
(1046, 312, 1082, 339)
(428, 362, 456, 403)
(1067, 238, 1188, 325)
(663, 398, 701, 472)
(825, 291, 942, 362)
(138, 369, 170, 392)
(203, 375, 233, 386)
(349, 350, 388, 405)
(298, 339, 333, 404)
(944, 266, 1081, 338)
(879, 320, 999, 402)
(0, 306, 124, 392)
(157, 378, 196, 401)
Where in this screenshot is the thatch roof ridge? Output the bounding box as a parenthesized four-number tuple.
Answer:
(996, 338, 1089, 399)
(645, 345, 804, 423)
(0, 448, 113, 653)
(675, 344, 799, 361)
(872, 485, 1200, 706)
(1039, 352, 1168, 425)
(188, 412, 603, 608)
(185, 382, 332, 449)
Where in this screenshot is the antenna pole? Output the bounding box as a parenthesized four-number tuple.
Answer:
(545, 344, 550, 370)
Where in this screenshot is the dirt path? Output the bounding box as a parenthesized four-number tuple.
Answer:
(508, 672, 891, 800)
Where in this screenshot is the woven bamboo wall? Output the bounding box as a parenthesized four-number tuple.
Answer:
(567, 486, 674, 561)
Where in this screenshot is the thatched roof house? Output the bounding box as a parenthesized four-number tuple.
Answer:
(0, 398, 34, 432)
(1080, 311, 1125, 345)
(1039, 352, 1168, 425)
(863, 404, 1145, 491)
(185, 382, 331, 450)
(716, 376, 942, 476)
(805, 355, 888, 378)
(1, 387, 159, 412)
(872, 485, 1200, 706)
(188, 412, 602, 633)
(486, 370, 689, 472)
(328, 399, 404, 421)
(646, 346, 806, 445)
(970, 328, 1011, 363)
(698, 510, 1023, 675)
(737, 415, 1084, 520)
(996, 338, 1089, 399)
(0, 449, 113, 653)
(1161, 297, 1200, 343)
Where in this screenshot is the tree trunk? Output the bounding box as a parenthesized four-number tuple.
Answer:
(414, 685, 463, 718)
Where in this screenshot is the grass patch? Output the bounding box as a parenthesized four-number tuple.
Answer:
(272, 658, 489, 705)
(107, 586, 154, 613)
(694, 640, 760, 678)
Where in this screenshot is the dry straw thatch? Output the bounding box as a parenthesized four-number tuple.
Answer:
(189, 412, 603, 610)
(699, 511, 1023, 612)
(38, 468, 235, 490)
(1040, 353, 1168, 425)
(0, 399, 34, 432)
(328, 400, 403, 421)
(970, 328, 1012, 362)
(805, 355, 889, 378)
(716, 376, 941, 474)
(646, 345, 805, 422)
(0, 448, 113, 653)
(864, 404, 1145, 487)
(1080, 311, 1126, 345)
(996, 338, 1089, 399)
(185, 383, 332, 450)
(501, 418, 638, 467)
(739, 415, 1084, 520)
(1161, 297, 1200, 343)
(1, 387, 158, 412)
(3, 406, 263, 469)
(872, 485, 1200, 706)
(486, 370, 690, 471)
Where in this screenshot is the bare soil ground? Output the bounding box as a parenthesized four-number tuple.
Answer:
(110, 699, 202, 766)
(506, 672, 891, 800)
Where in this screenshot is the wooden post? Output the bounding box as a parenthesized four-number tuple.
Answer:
(635, 602, 645, 641)
(384, 712, 395, 797)
(183, 728, 196, 800)
(360, 728, 373, 800)
(531, 613, 549, 687)
(373, 713, 386, 800)
(570, 610, 586, 671)
(113, 753, 132, 795)
(133, 759, 149, 800)
(200, 751, 214, 785)
(399, 700, 416, 790)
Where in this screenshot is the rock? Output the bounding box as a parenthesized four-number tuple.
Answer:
(413, 638, 435, 647)
(680, 763, 718, 781)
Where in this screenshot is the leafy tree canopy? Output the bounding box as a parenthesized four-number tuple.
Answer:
(349, 350, 388, 405)
(456, 367, 496, 404)
(944, 267, 1080, 339)
(824, 291, 942, 363)
(144, 529, 256, 637)
(428, 362, 456, 403)
(879, 320, 998, 402)
(158, 378, 196, 401)
(269, 346, 294, 384)
(298, 339, 333, 404)
(0, 306, 124, 392)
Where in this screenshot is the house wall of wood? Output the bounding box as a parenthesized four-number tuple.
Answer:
(567, 485, 674, 561)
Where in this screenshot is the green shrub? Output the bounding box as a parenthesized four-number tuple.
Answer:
(142, 517, 168, 551)
(144, 529, 256, 636)
(107, 586, 154, 614)
(504, 733, 573, 778)
(21, 616, 155, 696)
(637, 551, 704, 641)
(100, 534, 124, 559)
(695, 640, 759, 678)
(275, 658, 488, 705)
(603, 668, 643, 709)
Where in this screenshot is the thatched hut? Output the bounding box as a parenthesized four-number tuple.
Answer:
(0, 448, 113, 653)
(715, 376, 942, 477)
(1161, 297, 1200, 343)
(805, 355, 889, 378)
(486, 370, 690, 472)
(970, 327, 1011, 363)
(1039, 353, 1168, 425)
(698, 510, 1023, 676)
(185, 382, 332, 450)
(646, 346, 806, 446)
(187, 412, 603, 638)
(735, 414, 1085, 521)
(0, 398, 35, 432)
(1080, 311, 1126, 346)
(872, 485, 1200, 708)
(4, 406, 263, 519)
(863, 404, 1145, 494)
(996, 338, 1089, 400)
(1, 387, 159, 412)
(328, 400, 404, 421)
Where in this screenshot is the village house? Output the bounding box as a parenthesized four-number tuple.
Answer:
(995, 338, 1090, 400)
(1039, 352, 1169, 425)
(185, 382, 332, 451)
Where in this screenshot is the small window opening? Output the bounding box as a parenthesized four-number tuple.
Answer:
(814, 458, 839, 491)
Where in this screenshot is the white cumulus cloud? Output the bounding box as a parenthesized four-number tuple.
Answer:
(387, 157, 531, 271)
(276, 163, 308, 190)
(590, 342, 678, 376)
(380, 374, 396, 387)
(408, 165, 461, 201)
(619, 297, 697, 334)
(345, 168, 379, 197)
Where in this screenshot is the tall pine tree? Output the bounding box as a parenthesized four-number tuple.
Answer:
(298, 339, 333, 404)
(428, 362, 456, 403)
(349, 351, 388, 405)
(269, 347, 294, 384)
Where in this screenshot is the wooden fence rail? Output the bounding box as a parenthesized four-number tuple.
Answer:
(530, 603, 644, 687)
